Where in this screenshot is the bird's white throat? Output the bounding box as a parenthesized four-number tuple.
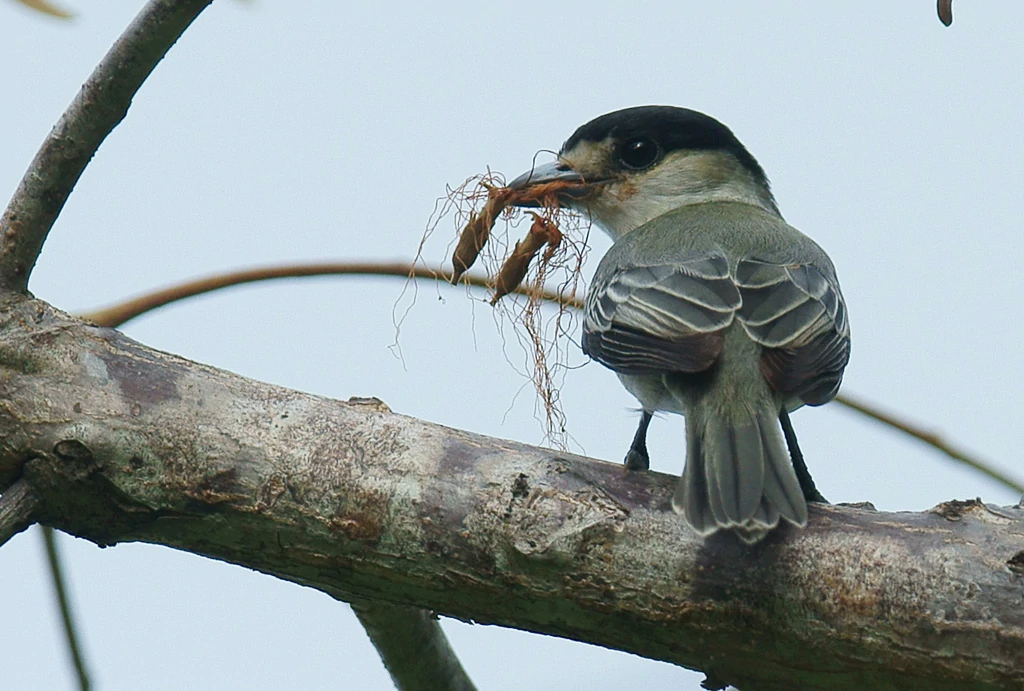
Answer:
(582, 150, 780, 239)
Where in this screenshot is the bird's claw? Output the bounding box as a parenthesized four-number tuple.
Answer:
(623, 448, 650, 472)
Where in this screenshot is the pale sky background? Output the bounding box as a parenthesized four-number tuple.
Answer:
(1, 2, 1022, 690)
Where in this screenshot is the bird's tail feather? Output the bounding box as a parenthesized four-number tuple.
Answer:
(673, 408, 807, 543)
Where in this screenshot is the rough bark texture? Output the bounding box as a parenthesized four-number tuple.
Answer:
(2, 293, 1024, 691)
(0, 479, 38, 547)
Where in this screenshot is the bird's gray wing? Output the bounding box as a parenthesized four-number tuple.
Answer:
(735, 259, 851, 405)
(582, 253, 741, 375)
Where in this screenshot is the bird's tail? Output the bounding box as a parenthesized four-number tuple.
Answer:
(673, 406, 807, 544)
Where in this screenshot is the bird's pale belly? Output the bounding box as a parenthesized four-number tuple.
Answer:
(617, 372, 690, 416)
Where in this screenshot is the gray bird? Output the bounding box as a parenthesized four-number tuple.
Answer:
(508, 106, 850, 543)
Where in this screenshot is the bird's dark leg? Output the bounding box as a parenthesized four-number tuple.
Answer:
(779, 409, 828, 504)
(624, 410, 653, 471)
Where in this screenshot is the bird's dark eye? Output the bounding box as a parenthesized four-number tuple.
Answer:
(617, 137, 660, 170)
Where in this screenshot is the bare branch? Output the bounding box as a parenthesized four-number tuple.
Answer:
(351, 600, 477, 691)
(79, 262, 572, 329)
(836, 392, 1022, 493)
(0, 479, 39, 548)
(79, 261, 1022, 497)
(3, 293, 1023, 690)
(13, 0, 73, 19)
(0, 0, 213, 292)
(41, 527, 92, 691)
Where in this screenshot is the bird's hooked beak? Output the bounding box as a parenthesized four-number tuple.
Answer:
(506, 160, 595, 208)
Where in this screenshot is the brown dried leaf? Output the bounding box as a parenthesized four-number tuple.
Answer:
(451, 187, 513, 283)
(937, 0, 953, 26)
(491, 214, 560, 304)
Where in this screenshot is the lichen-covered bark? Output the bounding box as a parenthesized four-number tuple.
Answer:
(2, 293, 1023, 691)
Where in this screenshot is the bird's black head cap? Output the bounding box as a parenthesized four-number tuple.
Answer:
(562, 105, 768, 185)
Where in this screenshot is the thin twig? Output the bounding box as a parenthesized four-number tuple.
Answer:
(41, 527, 92, 691)
(78, 260, 1021, 496)
(14, 0, 74, 19)
(80, 261, 578, 328)
(0, 0, 214, 292)
(834, 392, 1022, 494)
(0, 479, 39, 548)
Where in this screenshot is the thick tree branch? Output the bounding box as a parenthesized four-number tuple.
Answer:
(2, 293, 1023, 691)
(0, 0, 213, 292)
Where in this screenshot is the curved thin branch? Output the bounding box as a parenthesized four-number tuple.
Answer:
(41, 527, 92, 691)
(0, 0, 214, 292)
(834, 392, 1021, 493)
(79, 261, 573, 329)
(0, 479, 39, 548)
(79, 260, 1022, 496)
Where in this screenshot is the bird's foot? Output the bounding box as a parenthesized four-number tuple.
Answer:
(623, 447, 650, 472)
(623, 409, 654, 472)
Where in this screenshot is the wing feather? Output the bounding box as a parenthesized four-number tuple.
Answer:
(583, 253, 740, 375)
(735, 259, 851, 405)
(583, 253, 849, 401)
